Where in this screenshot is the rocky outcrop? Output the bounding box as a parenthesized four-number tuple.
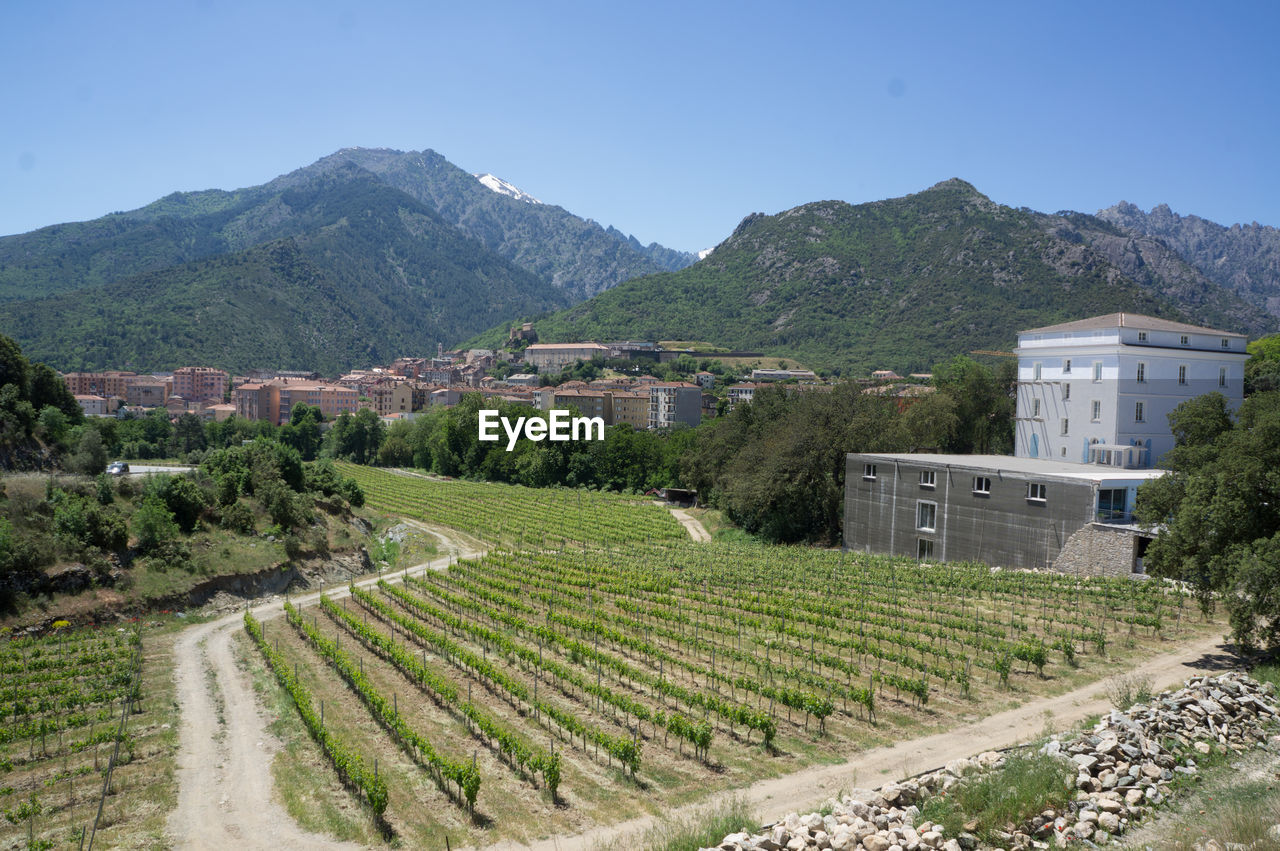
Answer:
(702, 673, 1278, 851)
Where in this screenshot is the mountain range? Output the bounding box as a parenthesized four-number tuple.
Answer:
(0, 148, 695, 372)
(1097, 202, 1280, 321)
(488, 180, 1277, 375)
(1, 149, 1276, 378)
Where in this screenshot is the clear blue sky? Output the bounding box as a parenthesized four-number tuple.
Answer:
(3, 1, 1278, 252)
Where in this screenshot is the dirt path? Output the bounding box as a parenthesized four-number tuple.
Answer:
(670, 508, 712, 542)
(166, 526, 484, 849)
(482, 630, 1237, 851)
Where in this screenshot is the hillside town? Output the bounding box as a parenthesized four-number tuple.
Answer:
(61, 334, 922, 432)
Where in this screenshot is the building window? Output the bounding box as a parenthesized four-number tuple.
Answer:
(972, 476, 991, 495)
(917, 538, 934, 560)
(863, 463, 877, 480)
(1063, 359, 1072, 373)
(1135, 401, 1145, 422)
(1033, 362, 1042, 380)
(1093, 362, 1103, 382)
(1027, 482, 1047, 502)
(1222, 337, 1230, 348)
(1062, 383, 1070, 400)
(1136, 362, 1146, 383)
(1181, 335, 1190, 346)
(1219, 366, 1227, 387)
(1061, 418, 1069, 436)
(1138, 331, 1148, 342)
(1091, 400, 1101, 421)
(919, 470, 936, 488)
(1178, 365, 1188, 385)
(1032, 398, 1041, 418)
(916, 501, 937, 532)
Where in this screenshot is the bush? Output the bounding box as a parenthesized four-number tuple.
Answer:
(52, 492, 127, 554)
(919, 751, 1074, 842)
(142, 540, 193, 574)
(156, 475, 208, 533)
(95, 474, 114, 506)
(1105, 672, 1155, 710)
(219, 500, 256, 535)
(133, 495, 179, 553)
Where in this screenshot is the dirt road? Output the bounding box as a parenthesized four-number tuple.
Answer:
(166, 528, 483, 849)
(670, 508, 712, 542)
(482, 630, 1236, 851)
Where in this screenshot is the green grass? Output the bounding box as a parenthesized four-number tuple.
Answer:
(918, 750, 1075, 843)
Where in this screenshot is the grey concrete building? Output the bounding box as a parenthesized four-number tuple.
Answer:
(844, 453, 1164, 576)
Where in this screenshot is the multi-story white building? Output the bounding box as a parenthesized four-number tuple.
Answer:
(1014, 313, 1248, 468)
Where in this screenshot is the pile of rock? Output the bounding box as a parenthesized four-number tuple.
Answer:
(1033, 672, 1278, 846)
(701, 673, 1278, 851)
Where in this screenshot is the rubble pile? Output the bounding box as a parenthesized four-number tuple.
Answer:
(702, 673, 1279, 851)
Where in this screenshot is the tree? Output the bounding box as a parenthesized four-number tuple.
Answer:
(281, 403, 322, 460)
(27, 363, 82, 423)
(154, 475, 208, 533)
(35, 406, 69, 446)
(0, 335, 29, 395)
(169, 413, 208, 456)
(1135, 391, 1280, 652)
(133, 495, 179, 553)
(67, 427, 108, 476)
(1246, 334, 1280, 394)
(930, 356, 1015, 454)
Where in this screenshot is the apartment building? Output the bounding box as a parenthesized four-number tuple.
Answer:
(1015, 313, 1248, 468)
(172, 366, 229, 403)
(648, 382, 702, 429)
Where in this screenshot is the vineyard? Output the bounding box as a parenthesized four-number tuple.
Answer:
(244, 466, 1216, 846)
(0, 622, 171, 850)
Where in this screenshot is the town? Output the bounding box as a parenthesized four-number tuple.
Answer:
(61, 332, 915, 431)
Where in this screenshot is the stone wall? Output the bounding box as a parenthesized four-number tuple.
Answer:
(1052, 522, 1145, 579)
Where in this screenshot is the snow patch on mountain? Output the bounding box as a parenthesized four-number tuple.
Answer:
(474, 173, 542, 204)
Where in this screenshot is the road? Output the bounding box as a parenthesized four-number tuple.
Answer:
(165, 526, 484, 849)
(670, 508, 712, 542)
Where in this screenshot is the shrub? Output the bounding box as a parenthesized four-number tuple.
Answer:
(920, 751, 1074, 842)
(219, 500, 256, 535)
(157, 475, 208, 533)
(133, 495, 179, 553)
(1105, 672, 1154, 710)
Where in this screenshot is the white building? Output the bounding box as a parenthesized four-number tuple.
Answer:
(1014, 313, 1248, 468)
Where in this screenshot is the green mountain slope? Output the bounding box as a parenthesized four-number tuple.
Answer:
(309, 147, 695, 298)
(0, 167, 568, 373)
(1098, 201, 1280, 321)
(514, 180, 1274, 375)
(0, 147, 693, 305)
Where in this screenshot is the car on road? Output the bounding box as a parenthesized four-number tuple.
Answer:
(106, 461, 130, 476)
